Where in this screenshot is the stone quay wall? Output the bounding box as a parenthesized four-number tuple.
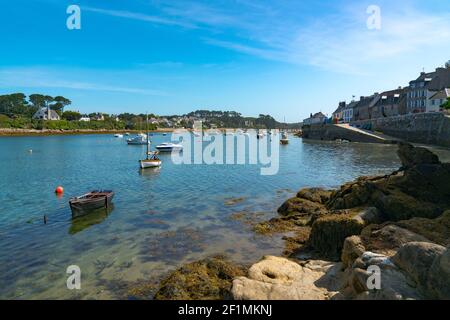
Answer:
(352, 112, 450, 147)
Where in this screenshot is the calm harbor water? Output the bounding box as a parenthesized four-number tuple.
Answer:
(1, 133, 450, 299)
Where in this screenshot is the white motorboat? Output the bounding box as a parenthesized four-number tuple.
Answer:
(155, 142, 183, 152)
(127, 134, 149, 145)
(114, 134, 123, 138)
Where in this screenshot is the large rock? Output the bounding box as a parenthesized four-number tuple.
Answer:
(278, 197, 326, 217)
(296, 188, 332, 204)
(360, 224, 432, 256)
(392, 242, 445, 289)
(232, 256, 342, 300)
(427, 246, 450, 299)
(346, 252, 422, 300)
(309, 214, 365, 260)
(396, 210, 450, 246)
(397, 142, 440, 169)
(327, 177, 378, 210)
(341, 236, 365, 268)
(154, 256, 246, 300)
(371, 189, 442, 221)
(324, 144, 450, 221)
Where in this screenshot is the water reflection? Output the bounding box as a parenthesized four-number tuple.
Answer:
(69, 205, 114, 235)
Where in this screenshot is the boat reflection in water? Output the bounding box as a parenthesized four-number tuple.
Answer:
(139, 166, 161, 177)
(69, 205, 115, 235)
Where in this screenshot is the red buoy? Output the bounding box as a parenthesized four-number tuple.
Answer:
(55, 186, 64, 194)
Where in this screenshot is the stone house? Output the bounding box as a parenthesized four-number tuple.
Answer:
(352, 94, 380, 121)
(303, 112, 328, 125)
(370, 87, 407, 119)
(407, 66, 450, 113)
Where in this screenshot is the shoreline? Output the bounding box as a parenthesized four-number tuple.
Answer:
(0, 128, 175, 137)
(148, 142, 450, 300)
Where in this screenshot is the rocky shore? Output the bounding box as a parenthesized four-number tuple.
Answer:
(150, 142, 450, 300)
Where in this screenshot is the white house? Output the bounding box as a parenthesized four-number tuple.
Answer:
(79, 116, 90, 122)
(91, 113, 105, 121)
(32, 107, 60, 121)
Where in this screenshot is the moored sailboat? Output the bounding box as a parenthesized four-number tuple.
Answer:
(140, 115, 162, 169)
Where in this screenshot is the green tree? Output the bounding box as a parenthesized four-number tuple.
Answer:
(441, 98, 450, 110)
(0, 93, 28, 115)
(29, 94, 47, 109)
(62, 110, 81, 121)
(51, 96, 71, 112)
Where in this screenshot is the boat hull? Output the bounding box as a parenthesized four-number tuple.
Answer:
(69, 191, 114, 218)
(139, 160, 162, 168)
(155, 146, 183, 152)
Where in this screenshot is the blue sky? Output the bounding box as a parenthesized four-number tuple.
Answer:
(1, 0, 450, 122)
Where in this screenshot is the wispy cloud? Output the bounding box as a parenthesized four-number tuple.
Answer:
(82, 6, 195, 28)
(0, 67, 168, 96)
(79, 1, 450, 74)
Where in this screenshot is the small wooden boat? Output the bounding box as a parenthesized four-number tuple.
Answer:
(69, 190, 114, 218)
(140, 114, 162, 169)
(140, 151, 162, 168)
(280, 131, 289, 144)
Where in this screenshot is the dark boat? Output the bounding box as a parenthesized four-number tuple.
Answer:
(69, 190, 114, 218)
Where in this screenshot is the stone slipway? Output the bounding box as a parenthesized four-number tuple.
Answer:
(302, 123, 400, 144)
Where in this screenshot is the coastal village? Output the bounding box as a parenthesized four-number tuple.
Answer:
(304, 62, 450, 125)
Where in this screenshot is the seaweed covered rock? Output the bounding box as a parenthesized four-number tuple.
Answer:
(327, 177, 379, 210)
(154, 256, 246, 300)
(396, 210, 450, 246)
(296, 188, 332, 204)
(397, 142, 440, 169)
(371, 189, 442, 221)
(277, 197, 326, 217)
(360, 224, 432, 256)
(309, 214, 365, 260)
(325, 143, 450, 221)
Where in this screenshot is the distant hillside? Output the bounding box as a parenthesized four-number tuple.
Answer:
(174, 110, 302, 129)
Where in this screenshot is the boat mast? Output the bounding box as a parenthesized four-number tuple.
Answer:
(146, 113, 149, 160)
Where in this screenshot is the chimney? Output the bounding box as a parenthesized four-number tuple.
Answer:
(47, 106, 51, 120)
(360, 96, 365, 101)
(339, 101, 346, 108)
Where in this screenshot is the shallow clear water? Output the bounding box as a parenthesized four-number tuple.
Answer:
(1, 133, 449, 299)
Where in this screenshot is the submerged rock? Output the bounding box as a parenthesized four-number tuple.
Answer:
(154, 256, 246, 300)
